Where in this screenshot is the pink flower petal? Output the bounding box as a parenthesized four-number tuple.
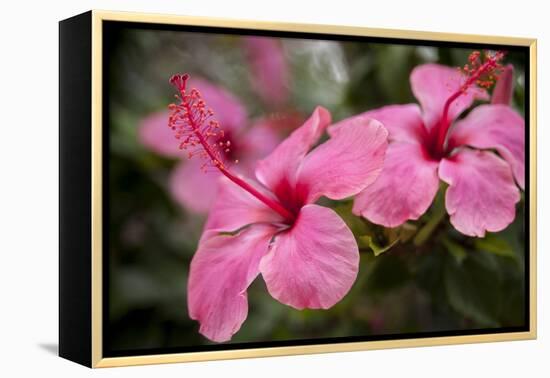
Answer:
(169, 160, 221, 214)
(448, 104, 525, 189)
(188, 224, 277, 342)
(259, 204, 359, 310)
(353, 142, 440, 227)
(240, 118, 281, 162)
(330, 104, 426, 145)
(188, 77, 248, 133)
(138, 111, 181, 158)
(255, 106, 331, 193)
(410, 63, 487, 129)
(439, 149, 520, 237)
(243, 37, 289, 107)
(204, 176, 283, 233)
(491, 64, 514, 105)
(298, 117, 388, 203)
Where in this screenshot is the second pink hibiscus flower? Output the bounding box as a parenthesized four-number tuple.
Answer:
(333, 51, 524, 237)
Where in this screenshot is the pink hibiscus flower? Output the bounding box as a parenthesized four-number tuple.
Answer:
(242, 36, 289, 108)
(491, 64, 515, 105)
(333, 51, 524, 237)
(166, 74, 388, 342)
(139, 77, 279, 213)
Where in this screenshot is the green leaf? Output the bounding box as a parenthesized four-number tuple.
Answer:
(474, 234, 517, 259)
(366, 254, 411, 293)
(333, 201, 370, 236)
(356, 221, 417, 257)
(444, 252, 502, 327)
(442, 237, 468, 265)
(375, 45, 417, 103)
(359, 235, 398, 256)
(385, 222, 417, 244)
(413, 185, 447, 246)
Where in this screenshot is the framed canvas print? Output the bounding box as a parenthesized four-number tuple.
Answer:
(59, 10, 537, 368)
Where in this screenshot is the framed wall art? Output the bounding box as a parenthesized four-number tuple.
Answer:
(59, 10, 537, 368)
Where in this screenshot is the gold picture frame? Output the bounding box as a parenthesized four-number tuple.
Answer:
(59, 9, 537, 368)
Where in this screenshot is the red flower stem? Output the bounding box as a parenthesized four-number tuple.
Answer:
(182, 102, 295, 222)
(219, 167, 296, 222)
(434, 54, 502, 156)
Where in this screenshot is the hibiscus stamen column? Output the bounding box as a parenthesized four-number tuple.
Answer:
(168, 73, 295, 222)
(433, 50, 505, 157)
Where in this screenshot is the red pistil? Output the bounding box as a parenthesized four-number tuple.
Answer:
(433, 50, 505, 157)
(168, 74, 295, 222)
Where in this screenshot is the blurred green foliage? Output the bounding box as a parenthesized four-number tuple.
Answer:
(107, 27, 526, 353)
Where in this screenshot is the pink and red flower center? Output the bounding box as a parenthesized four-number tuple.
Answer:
(272, 178, 310, 218)
(168, 74, 296, 223)
(425, 51, 505, 160)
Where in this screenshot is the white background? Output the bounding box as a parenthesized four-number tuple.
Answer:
(0, 0, 547, 376)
